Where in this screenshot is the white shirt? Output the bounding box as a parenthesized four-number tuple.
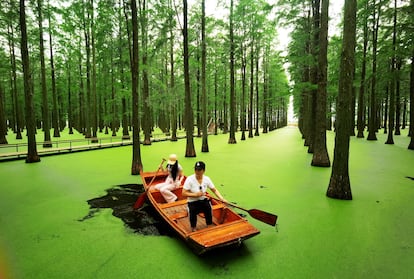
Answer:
(183, 174, 215, 202)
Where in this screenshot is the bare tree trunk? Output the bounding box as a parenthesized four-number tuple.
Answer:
(201, 0, 209, 151)
(357, 4, 368, 138)
(19, 0, 40, 163)
(90, 0, 98, 143)
(119, 0, 130, 140)
(408, 45, 414, 149)
(0, 85, 7, 144)
(308, 0, 320, 154)
(312, 0, 330, 167)
(385, 0, 398, 145)
(248, 40, 254, 138)
(48, 7, 60, 138)
(254, 41, 260, 137)
(262, 50, 268, 134)
(139, 0, 151, 145)
(8, 17, 22, 139)
(36, 0, 51, 147)
(131, 0, 143, 174)
(326, 0, 356, 200)
(83, 3, 92, 138)
(395, 59, 402, 135)
(183, 0, 196, 157)
(367, 0, 380, 141)
(228, 0, 237, 144)
(169, 0, 177, 142)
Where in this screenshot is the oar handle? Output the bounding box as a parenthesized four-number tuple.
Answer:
(147, 158, 167, 187)
(207, 194, 248, 212)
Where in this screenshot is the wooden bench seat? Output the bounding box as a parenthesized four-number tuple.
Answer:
(158, 198, 188, 209)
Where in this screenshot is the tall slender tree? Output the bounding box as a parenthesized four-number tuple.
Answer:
(201, 0, 209, 151)
(90, 0, 98, 142)
(367, 0, 380, 141)
(0, 85, 7, 144)
(19, 0, 40, 163)
(385, 0, 397, 145)
(48, 3, 60, 138)
(311, 0, 330, 167)
(7, 0, 22, 140)
(131, 0, 143, 174)
(326, 0, 357, 200)
(139, 0, 151, 145)
(408, 24, 414, 149)
(408, 48, 414, 150)
(357, 0, 369, 138)
(228, 0, 237, 144)
(36, 0, 52, 147)
(183, 0, 196, 157)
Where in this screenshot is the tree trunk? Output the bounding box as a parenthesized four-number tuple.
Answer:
(36, 0, 51, 147)
(240, 47, 247, 141)
(90, 0, 98, 143)
(248, 40, 254, 138)
(169, 0, 177, 142)
(228, 0, 237, 144)
(395, 59, 402, 135)
(83, 4, 92, 138)
(67, 61, 73, 135)
(327, 0, 356, 200)
(131, 0, 143, 174)
(0, 85, 7, 144)
(201, 0, 209, 151)
(357, 7, 368, 138)
(408, 47, 414, 149)
(119, 2, 130, 140)
(308, 0, 320, 154)
(367, 0, 380, 141)
(8, 18, 22, 139)
(48, 8, 60, 138)
(19, 0, 40, 163)
(254, 41, 260, 137)
(385, 0, 397, 145)
(140, 0, 151, 145)
(262, 51, 268, 134)
(312, 0, 330, 167)
(183, 0, 196, 157)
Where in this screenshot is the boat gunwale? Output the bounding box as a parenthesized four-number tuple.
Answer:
(139, 170, 260, 254)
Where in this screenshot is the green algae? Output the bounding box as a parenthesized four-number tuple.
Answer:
(0, 127, 413, 279)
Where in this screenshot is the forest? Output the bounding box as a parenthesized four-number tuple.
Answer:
(0, 0, 290, 163)
(0, 1, 413, 187)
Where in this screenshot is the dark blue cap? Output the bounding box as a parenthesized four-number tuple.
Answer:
(194, 161, 205, 170)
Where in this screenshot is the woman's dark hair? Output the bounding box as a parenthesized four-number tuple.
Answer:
(170, 161, 179, 180)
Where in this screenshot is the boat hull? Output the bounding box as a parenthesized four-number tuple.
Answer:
(138, 171, 260, 254)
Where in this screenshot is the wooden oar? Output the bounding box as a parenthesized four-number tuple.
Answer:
(133, 158, 166, 209)
(208, 195, 278, 227)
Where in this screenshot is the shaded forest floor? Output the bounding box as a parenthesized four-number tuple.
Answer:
(0, 126, 413, 279)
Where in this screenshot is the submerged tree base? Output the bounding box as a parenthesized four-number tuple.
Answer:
(326, 175, 352, 200)
(311, 153, 331, 167)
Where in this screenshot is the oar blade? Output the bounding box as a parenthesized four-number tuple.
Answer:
(248, 209, 278, 226)
(133, 192, 147, 209)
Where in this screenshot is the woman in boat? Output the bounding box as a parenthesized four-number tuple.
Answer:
(151, 154, 183, 203)
(182, 161, 226, 232)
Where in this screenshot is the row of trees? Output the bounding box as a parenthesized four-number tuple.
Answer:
(0, 0, 290, 169)
(279, 0, 413, 199)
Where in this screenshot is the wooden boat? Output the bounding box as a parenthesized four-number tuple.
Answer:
(138, 170, 260, 255)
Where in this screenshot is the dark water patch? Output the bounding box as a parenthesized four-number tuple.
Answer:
(79, 183, 174, 236)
